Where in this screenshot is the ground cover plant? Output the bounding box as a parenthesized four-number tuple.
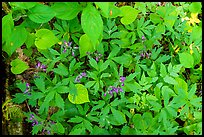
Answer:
(2, 2, 202, 135)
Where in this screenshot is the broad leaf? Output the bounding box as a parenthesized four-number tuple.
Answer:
(179, 52, 194, 68)
(28, 3, 56, 23)
(10, 58, 29, 74)
(51, 2, 81, 20)
(81, 3, 103, 46)
(79, 34, 95, 58)
(35, 29, 59, 49)
(68, 84, 90, 104)
(120, 6, 139, 25)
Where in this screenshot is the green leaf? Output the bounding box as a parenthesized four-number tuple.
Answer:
(53, 63, 68, 76)
(56, 122, 65, 134)
(68, 84, 90, 104)
(44, 90, 55, 103)
(125, 72, 137, 82)
(179, 52, 194, 68)
(85, 81, 96, 88)
(81, 3, 103, 46)
(25, 33, 36, 48)
(92, 100, 105, 111)
(160, 63, 167, 77)
(162, 86, 176, 106)
(189, 2, 202, 13)
(10, 58, 29, 74)
(163, 75, 177, 85)
(79, 34, 95, 58)
(133, 114, 145, 130)
(89, 57, 99, 70)
(55, 86, 69, 94)
(55, 93, 65, 110)
(155, 23, 165, 35)
(12, 93, 28, 104)
(2, 13, 14, 43)
(34, 76, 45, 92)
(11, 2, 37, 9)
(174, 77, 188, 94)
(94, 2, 110, 17)
(35, 29, 59, 49)
(51, 2, 81, 20)
(120, 6, 139, 25)
(3, 26, 28, 56)
(190, 26, 202, 42)
(107, 45, 120, 59)
(112, 53, 132, 67)
(83, 119, 93, 132)
(99, 60, 110, 72)
(111, 108, 127, 125)
(188, 84, 197, 99)
(150, 13, 161, 24)
(28, 3, 56, 23)
(68, 116, 84, 123)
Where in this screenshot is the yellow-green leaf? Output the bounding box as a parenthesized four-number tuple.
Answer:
(68, 84, 90, 104)
(120, 6, 139, 25)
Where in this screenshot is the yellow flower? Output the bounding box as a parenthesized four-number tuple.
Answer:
(187, 13, 201, 26)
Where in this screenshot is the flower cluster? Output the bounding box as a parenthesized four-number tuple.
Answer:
(104, 76, 126, 97)
(140, 51, 151, 59)
(29, 114, 39, 127)
(62, 40, 79, 57)
(36, 61, 47, 72)
(87, 51, 103, 62)
(23, 83, 31, 95)
(74, 72, 87, 83)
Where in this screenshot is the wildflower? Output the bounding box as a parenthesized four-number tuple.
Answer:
(187, 13, 201, 26)
(36, 61, 47, 72)
(81, 72, 87, 77)
(72, 51, 75, 57)
(74, 72, 87, 83)
(120, 76, 126, 83)
(47, 130, 51, 135)
(24, 82, 31, 95)
(142, 36, 146, 41)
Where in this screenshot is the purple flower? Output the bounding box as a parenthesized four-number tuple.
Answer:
(36, 62, 41, 68)
(104, 93, 107, 96)
(120, 77, 126, 83)
(68, 42, 72, 47)
(72, 51, 75, 56)
(140, 53, 145, 58)
(119, 87, 123, 92)
(47, 130, 51, 135)
(40, 65, 46, 69)
(81, 72, 86, 77)
(63, 48, 67, 53)
(142, 36, 146, 40)
(26, 83, 30, 88)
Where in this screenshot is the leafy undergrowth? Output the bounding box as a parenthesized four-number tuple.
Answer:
(2, 2, 202, 135)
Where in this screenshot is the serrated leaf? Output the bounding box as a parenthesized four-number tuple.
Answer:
(92, 100, 105, 111)
(68, 84, 90, 104)
(10, 58, 29, 74)
(111, 108, 127, 125)
(85, 81, 96, 88)
(53, 63, 68, 76)
(34, 76, 45, 92)
(55, 86, 69, 94)
(35, 29, 59, 49)
(68, 116, 84, 123)
(55, 93, 65, 110)
(99, 60, 110, 72)
(163, 75, 177, 85)
(89, 57, 99, 70)
(12, 93, 28, 104)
